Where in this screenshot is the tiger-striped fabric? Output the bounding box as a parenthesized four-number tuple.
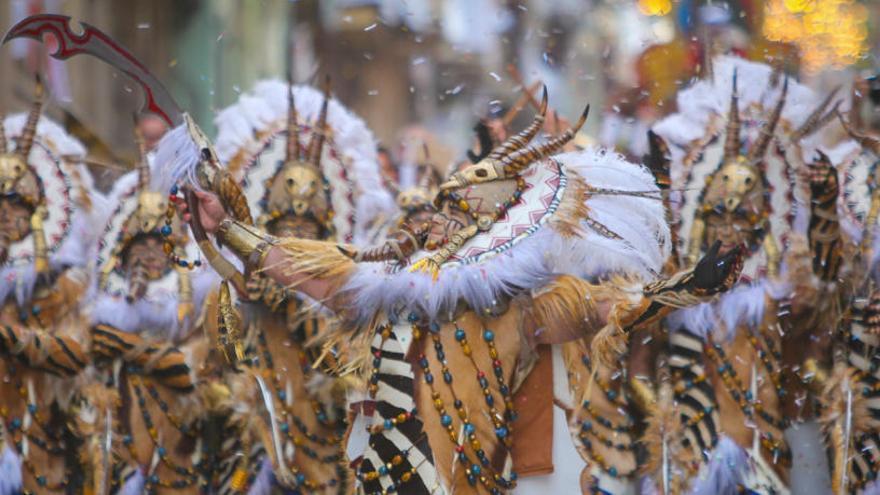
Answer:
(807, 165, 842, 282)
(669, 329, 720, 466)
(91, 324, 194, 392)
(843, 290, 880, 490)
(0, 324, 87, 376)
(358, 326, 438, 495)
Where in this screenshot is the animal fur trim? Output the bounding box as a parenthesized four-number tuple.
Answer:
(213, 79, 396, 245)
(342, 148, 669, 325)
(0, 113, 106, 307)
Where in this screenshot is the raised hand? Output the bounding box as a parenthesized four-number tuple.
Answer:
(177, 189, 228, 234)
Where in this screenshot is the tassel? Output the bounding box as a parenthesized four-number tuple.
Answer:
(176, 261, 194, 324)
(29, 205, 49, 280)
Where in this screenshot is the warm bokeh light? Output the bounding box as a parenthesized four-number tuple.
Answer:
(763, 0, 868, 73)
(638, 0, 673, 16)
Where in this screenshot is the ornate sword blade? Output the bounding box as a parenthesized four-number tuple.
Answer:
(3, 14, 183, 126)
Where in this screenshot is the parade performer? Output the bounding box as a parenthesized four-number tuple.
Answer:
(645, 55, 843, 494)
(171, 94, 741, 494)
(2, 16, 741, 494)
(86, 123, 223, 494)
(0, 78, 106, 494)
(210, 76, 395, 492)
(819, 117, 880, 494)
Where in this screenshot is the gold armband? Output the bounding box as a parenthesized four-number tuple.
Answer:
(216, 219, 278, 273)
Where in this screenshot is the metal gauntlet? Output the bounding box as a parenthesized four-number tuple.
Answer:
(216, 219, 278, 273)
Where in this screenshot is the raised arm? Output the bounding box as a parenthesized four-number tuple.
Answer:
(180, 190, 351, 305)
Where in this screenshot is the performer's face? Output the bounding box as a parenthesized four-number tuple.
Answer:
(124, 236, 171, 280)
(0, 197, 33, 242)
(704, 212, 754, 255)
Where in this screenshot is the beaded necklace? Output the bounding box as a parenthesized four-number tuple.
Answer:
(128, 376, 200, 491)
(704, 340, 791, 465)
(0, 366, 72, 491)
(252, 321, 347, 491)
(414, 321, 517, 493)
(160, 186, 202, 270)
(574, 353, 636, 479)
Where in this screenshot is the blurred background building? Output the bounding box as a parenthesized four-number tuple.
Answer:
(0, 0, 876, 188)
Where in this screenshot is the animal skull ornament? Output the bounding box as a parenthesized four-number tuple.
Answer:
(0, 153, 28, 195)
(130, 191, 168, 233)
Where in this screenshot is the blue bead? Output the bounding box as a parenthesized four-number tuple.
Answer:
(495, 426, 508, 439)
(429, 322, 440, 333)
(419, 357, 429, 368)
(441, 414, 452, 427)
(608, 467, 618, 477)
(10, 418, 21, 429)
(384, 419, 393, 430)
(581, 420, 592, 430)
(425, 373, 434, 384)
(464, 423, 475, 435)
(278, 390, 287, 401)
(472, 464, 482, 475)
(606, 389, 617, 400)
(27, 404, 36, 414)
(378, 465, 388, 475)
(280, 422, 289, 433)
(317, 412, 327, 422)
(31, 305, 40, 315)
(408, 312, 419, 322)
(37, 476, 46, 486)
(483, 329, 494, 342)
(296, 473, 306, 484)
(150, 475, 159, 484)
(178, 259, 188, 267)
(510, 472, 518, 481)
(744, 391, 753, 401)
(161, 225, 172, 236)
(443, 371, 452, 383)
(170, 185, 179, 195)
(467, 475, 477, 485)
(158, 447, 166, 456)
(123, 435, 132, 445)
(455, 329, 466, 341)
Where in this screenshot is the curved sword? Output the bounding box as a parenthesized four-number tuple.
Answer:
(3, 14, 182, 126)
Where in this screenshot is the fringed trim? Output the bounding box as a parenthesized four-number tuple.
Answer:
(640, 384, 694, 495)
(550, 175, 593, 238)
(531, 275, 601, 341)
(275, 238, 356, 291)
(591, 285, 648, 368)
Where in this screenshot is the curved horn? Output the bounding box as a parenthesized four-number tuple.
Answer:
(286, 76, 301, 162)
(723, 70, 741, 162)
(838, 111, 880, 155)
(500, 104, 589, 175)
(308, 76, 331, 168)
(132, 114, 150, 191)
(749, 76, 788, 163)
(487, 86, 548, 161)
(17, 76, 44, 161)
(0, 113, 7, 155)
(339, 224, 428, 263)
(418, 143, 434, 189)
(792, 86, 841, 141)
